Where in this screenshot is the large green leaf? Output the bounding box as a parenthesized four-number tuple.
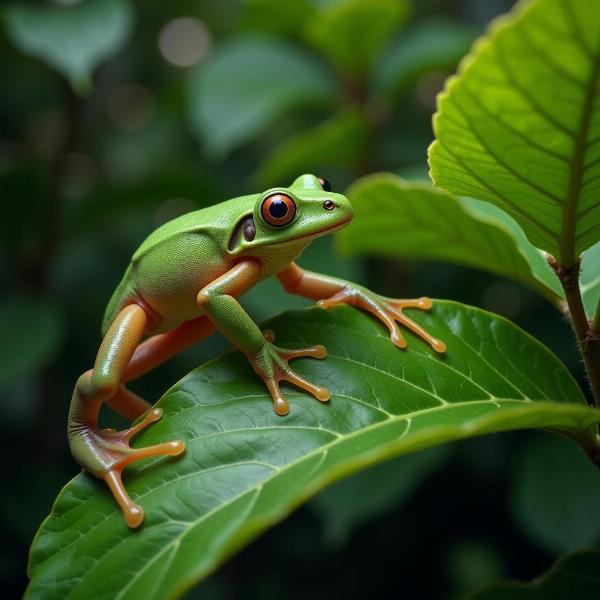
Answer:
(429, 0, 600, 265)
(186, 36, 336, 157)
(470, 550, 600, 599)
(27, 303, 600, 599)
(253, 109, 368, 186)
(338, 174, 562, 303)
(304, 0, 410, 75)
(4, 0, 133, 93)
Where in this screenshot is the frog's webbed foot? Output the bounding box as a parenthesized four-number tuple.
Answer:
(318, 289, 446, 353)
(248, 331, 329, 416)
(70, 408, 185, 527)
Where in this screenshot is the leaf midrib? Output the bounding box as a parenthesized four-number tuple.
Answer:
(560, 33, 600, 265)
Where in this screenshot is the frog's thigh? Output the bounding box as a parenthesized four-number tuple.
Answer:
(123, 315, 216, 383)
(70, 303, 149, 430)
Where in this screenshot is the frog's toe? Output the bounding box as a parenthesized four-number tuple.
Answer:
(281, 367, 330, 402)
(280, 344, 327, 360)
(69, 407, 185, 527)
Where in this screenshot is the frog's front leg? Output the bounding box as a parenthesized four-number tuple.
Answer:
(278, 262, 446, 353)
(197, 260, 329, 416)
(68, 304, 185, 528)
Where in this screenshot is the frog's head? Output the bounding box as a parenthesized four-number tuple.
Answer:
(228, 174, 353, 257)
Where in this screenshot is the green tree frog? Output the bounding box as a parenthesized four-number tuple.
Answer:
(68, 174, 446, 528)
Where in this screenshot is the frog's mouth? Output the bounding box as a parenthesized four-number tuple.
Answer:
(290, 215, 353, 243)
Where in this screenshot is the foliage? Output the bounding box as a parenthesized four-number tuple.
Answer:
(1, 0, 600, 598)
(27, 305, 600, 598)
(4, 0, 133, 93)
(429, 0, 600, 265)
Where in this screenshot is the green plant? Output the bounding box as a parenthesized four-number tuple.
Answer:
(2, 0, 600, 598)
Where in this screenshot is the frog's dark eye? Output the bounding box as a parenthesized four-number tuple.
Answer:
(261, 193, 296, 227)
(318, 177, 331, 192)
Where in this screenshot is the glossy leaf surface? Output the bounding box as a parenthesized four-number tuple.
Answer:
(429, 0, 600, 264)
(27, 304, 599, 599)
(186, 36, 335, 157)
(4, 0, 133, 92)
(338, 175, 562, 303)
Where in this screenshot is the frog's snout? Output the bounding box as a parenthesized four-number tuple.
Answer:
(330, 194, 353, 225)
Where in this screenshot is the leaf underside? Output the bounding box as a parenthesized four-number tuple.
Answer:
(27, 303, 598, 599)
(429, 0, 600, 264)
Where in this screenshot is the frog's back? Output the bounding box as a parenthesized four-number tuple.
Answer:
(132, 195, 252, 263)
(102, 194, 255, 335)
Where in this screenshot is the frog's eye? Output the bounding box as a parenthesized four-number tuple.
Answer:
(318, 177, 332, 192)
(261, 193, 296, 227)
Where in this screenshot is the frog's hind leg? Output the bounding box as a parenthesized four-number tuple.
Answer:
(68, 304, 185, 528)
(124, 315, 216, 383)
(106, 385, 152, 420)
(105, 315, 217, 421)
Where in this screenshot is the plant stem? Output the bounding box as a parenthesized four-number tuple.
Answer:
(548, 256, 600, 410)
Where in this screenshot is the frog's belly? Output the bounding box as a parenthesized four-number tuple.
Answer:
(133, 236, 230, 330)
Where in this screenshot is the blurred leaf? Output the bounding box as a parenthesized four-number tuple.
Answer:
(4, 0, 134, 93)
(28, 303, 600, 598)
(305, 0, 411, 75)
(187, 36, 336, 157)
(311, 445, 449, 547)
(67, 165, 221, 236)
(429, 0, 600, 263)
(373, 17, 477, 96)
(242, 0, 316, 34)
(511, 433, 600, 555)
(253, 109, 368, 186)
(338, 175, 562, 303)
(469, 550, 600, 599)
(0, 295, 64, 389)
(580, 241, 600, 319)
(447, 541, 505, 595)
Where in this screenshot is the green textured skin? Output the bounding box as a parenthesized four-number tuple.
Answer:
(102, 174, 352, 336)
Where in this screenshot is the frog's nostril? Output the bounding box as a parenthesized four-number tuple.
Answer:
(323, 200, 335, 211)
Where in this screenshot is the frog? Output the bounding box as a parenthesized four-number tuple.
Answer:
(68, 174, 446, 528)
